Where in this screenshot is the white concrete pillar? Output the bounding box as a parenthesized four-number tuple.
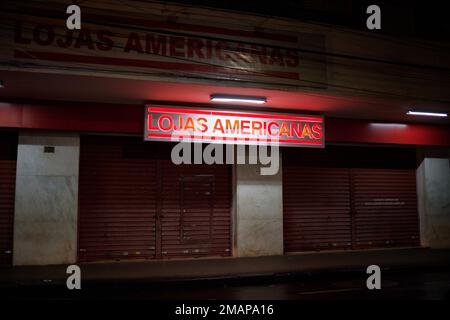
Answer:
(13, 132, 79, 265)
(416, 157, 450, 248)
(233, 161, 283, 257)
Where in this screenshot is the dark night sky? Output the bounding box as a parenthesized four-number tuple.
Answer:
(162, 0, 450, 42)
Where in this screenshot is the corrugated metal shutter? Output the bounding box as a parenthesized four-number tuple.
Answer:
(160, 160, 231, 258)
(283, 146, 419, 253)
(283, 166, 352, 252)
(79, 136, 231, 262)
(0, 133, 17, 265)
(78, 136, 158, 262)
(352, 168, 420, 249)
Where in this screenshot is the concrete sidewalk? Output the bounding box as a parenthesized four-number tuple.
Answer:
(1, 248, 450, 288)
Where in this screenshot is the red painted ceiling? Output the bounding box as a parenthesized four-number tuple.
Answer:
(0, 70, 449, 125)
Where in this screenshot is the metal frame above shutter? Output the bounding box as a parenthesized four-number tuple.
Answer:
(0, 132, 17, 265)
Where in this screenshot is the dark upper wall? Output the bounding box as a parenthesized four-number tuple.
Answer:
(167, 0, 449, 42)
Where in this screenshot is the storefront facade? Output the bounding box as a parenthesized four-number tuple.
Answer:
(0, 0, 449, 266)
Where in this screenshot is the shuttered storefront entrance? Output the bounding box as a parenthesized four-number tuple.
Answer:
(78, 136, 231, 262)
(283, 167, 352, 252)
(283, 146, 419, 253)
(78, 136, 158, 262)
(0, 133, 17, 265)
(352, 169, 419, 248)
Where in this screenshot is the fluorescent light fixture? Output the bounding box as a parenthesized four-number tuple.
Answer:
(370, 123, 407, 128)
(210, 94, 266, 104)
(407, 110, 448, 117)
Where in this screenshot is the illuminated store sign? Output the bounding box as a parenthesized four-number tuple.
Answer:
(145, 105, 324, 147)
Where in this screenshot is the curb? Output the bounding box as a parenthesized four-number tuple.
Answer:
(2, 262, 450, 290)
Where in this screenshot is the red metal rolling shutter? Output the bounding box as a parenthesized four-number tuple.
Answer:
(0, 133, 17, 265)
(79, 136, 231, 262)
(352, 168, 420, 248)
(283, 146, 420, 253)
(283, 166, 352, 252)
(160, 160, 231, 258)
(78, 136, 158, 262)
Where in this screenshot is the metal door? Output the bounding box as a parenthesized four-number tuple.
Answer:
(180, 175, 214, 244)
(160, 160, 231, 259)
